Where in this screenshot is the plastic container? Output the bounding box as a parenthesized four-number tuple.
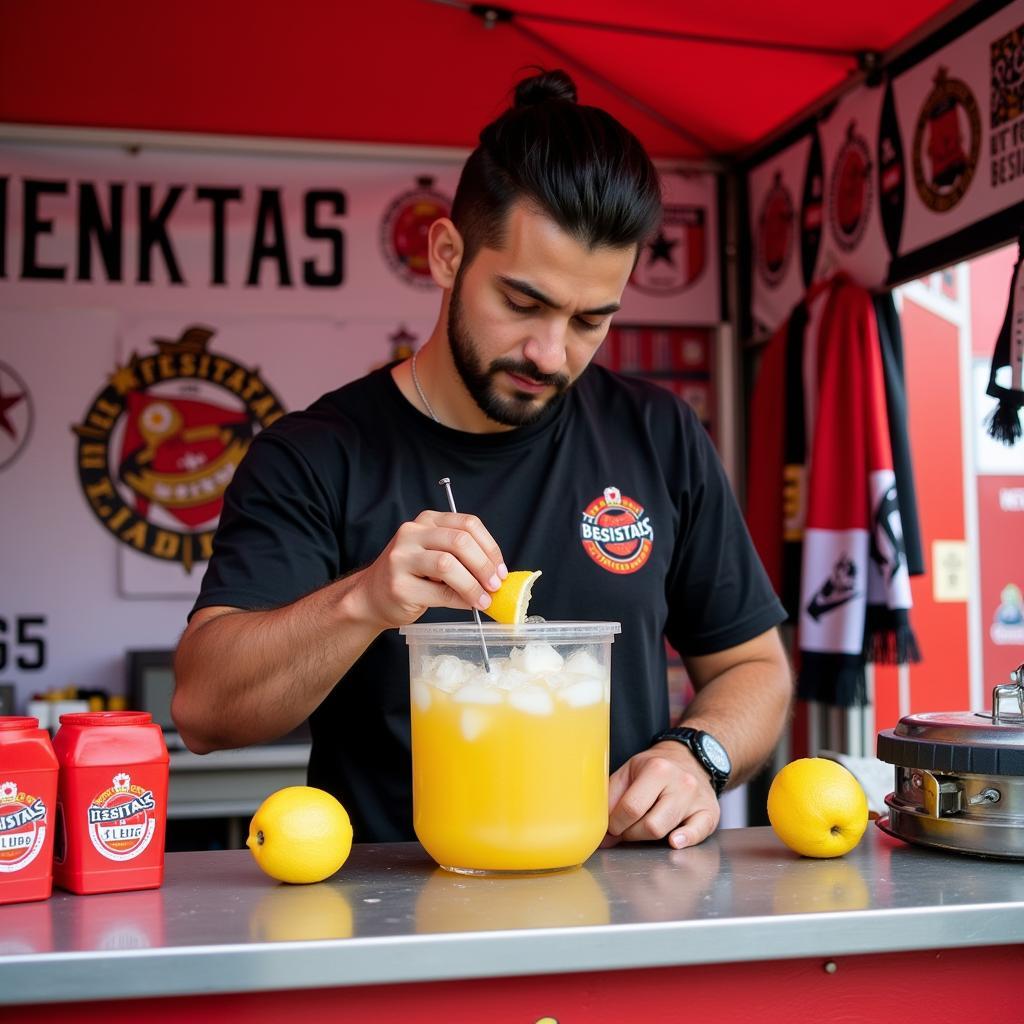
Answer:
(52, 711, 169, 895)
(400, 620, 619, 874)
(0, 716, 59, 904)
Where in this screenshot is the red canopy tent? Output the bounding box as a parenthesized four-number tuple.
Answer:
(0, 0, 975, 160)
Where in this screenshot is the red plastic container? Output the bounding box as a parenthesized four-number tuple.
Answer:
(52, 711, 169, 895)
(0, 716, 59, 904)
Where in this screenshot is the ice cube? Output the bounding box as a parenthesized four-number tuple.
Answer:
(492, 667, 529, 691)
(559, 677, 605, 707)
(428, 654, 473, 692)
(460, 708, 489, 741)
(564, 650, 603, 679)
(453, 683, 504, 705)
(510, 642, 564, 675)
(411, 679, 432, 711)
(509, 685, 555, 716)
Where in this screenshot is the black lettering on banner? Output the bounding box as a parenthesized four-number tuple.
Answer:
(303, 189, 346, 286)
(196, 186, 242, 285)
(246, 188, 292, 287)
(138, 184, 185, 284)
(0, 177, 6, 278)
(15, 617, 46, 670)
(77, 182, 124, 282)
(21, 179, 68, 280)
(0, 616, 47, 672)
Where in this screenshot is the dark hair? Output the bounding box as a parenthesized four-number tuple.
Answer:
(450, 69, 662, 267)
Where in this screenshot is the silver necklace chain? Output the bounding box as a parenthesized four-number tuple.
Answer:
(411, 348, 440, 423)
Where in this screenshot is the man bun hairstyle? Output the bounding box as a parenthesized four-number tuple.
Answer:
(451, 68, 662, 267)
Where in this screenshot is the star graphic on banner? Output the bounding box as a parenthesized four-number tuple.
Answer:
(0, 384, 25, 440)
(109, 363, 140, 396)
(646, 231, 678, 267)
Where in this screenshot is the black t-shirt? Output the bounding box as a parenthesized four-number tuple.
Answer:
(192, 363, 785, 841)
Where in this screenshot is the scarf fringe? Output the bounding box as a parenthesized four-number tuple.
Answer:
(864, 623, 922, 665)
(986, 400, 1023, 447)
(798, 653, 868, 707)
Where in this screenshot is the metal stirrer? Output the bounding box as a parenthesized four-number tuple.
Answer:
(438, 477, 492, 673)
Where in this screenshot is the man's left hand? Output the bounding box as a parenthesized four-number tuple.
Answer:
(602, 741, 721, 850)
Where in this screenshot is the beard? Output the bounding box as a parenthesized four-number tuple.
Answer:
(447, 270, 572, 428)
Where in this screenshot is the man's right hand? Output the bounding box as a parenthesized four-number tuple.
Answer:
(174, 510, 506, 753)
(352, 510, 507, 630)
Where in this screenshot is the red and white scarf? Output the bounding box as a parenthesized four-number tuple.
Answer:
(798, 279, 919, 704)
(748, 277, 920, 706)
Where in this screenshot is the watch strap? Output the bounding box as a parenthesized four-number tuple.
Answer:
(651, 726, 730, 796)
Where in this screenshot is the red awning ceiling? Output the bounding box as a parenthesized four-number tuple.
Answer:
(1, 0, 964, 159)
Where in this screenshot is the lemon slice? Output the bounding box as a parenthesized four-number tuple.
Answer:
(485, 570, 542, 625)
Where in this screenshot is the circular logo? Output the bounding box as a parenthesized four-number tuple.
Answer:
(87, 773, 158, 862)
(72, 326, 285, 573)
(829, 120, 873, 252)
(0, 782, 48, 873)
(580, 486, 653, 574)
(0, 361, 34, 473)
(757, 173, 795, 289)
(913, 67, 981, 213)
(380, 177, 451, 288)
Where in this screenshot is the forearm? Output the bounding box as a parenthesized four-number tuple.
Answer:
(677, 653, 794, 786)
(172, 571, 380, 753)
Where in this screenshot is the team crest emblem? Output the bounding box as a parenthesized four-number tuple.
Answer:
(87, 772, 158, 862)
(0, 781, 48, 874)
(829, 120, 873, 252)
(0, 361, 33, 472)
(73, 326, 285, 572)
(630, 205, 707, 295)
(380, 176, 451, 288)
(756, 172, 795, 289)
(580, 486, 653, 574)
(913, 67, 981, 213)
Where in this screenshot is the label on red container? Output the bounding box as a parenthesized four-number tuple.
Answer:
(87, 772, 158, 862)
(0, 780, 48, 873)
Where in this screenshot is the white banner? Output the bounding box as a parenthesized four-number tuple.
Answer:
(894, 1, 1024, 259)
(0, 138, 718, 707)
(0, 141, 718, 323)
(747, 0, 1024, 333)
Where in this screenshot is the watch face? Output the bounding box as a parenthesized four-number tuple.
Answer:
(701, 734, 731, 774)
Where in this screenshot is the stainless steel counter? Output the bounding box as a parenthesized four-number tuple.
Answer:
(2, 825, 1023, 1006)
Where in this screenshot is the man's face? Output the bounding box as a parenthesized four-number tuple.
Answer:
(447, 202, 636, 427)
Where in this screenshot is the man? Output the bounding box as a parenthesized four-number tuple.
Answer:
(173, 69, 791, 851)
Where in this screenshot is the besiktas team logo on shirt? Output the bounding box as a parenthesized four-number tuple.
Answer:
(580, 486, 653, 574)
(72, 326, 285, 573)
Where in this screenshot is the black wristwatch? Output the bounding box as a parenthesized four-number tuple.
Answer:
(651, 726, 732, 797)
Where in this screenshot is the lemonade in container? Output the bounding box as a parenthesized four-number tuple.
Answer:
(401, 620, 619, 874)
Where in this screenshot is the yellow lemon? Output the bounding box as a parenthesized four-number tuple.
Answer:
(246, 786, 353, 884)
(767, 757, 868, 859)
(484, 569, 542, 624)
